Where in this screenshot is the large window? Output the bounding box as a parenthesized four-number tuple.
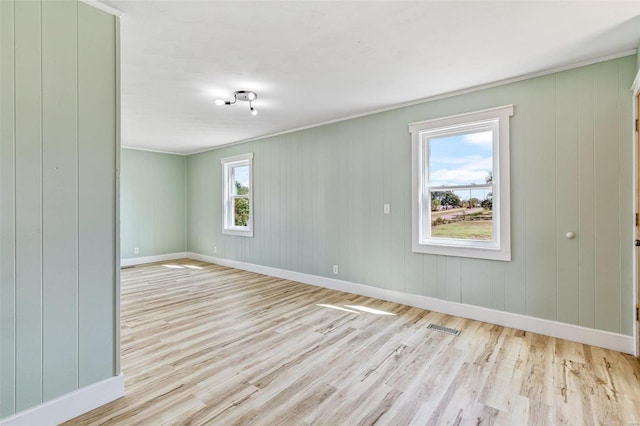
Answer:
(409, 106, 513, 261)
(222, 153, 253, 237)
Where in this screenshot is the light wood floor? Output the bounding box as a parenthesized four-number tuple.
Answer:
(66, 259, 640, 425)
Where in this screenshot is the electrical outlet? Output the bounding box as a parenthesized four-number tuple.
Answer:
(214, 246, 217, 254)
(383, 203, 390, 214)
(332, 265, 339, 274)
(134, 247, 139, 254)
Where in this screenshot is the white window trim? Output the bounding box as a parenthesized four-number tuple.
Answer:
(221, 153, 254, 237)
(409, 105, 513, 261)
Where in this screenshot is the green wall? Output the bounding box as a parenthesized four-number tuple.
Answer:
(121, 149, 187, 259)
(0, 0, 119, 419)
(188, 55, 636, 337)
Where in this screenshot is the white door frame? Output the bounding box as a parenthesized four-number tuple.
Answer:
(632, 67, 640, 357)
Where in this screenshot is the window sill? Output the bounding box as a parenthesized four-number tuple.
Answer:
(412, 240, 510, 261)
(223, 228, 253, 237)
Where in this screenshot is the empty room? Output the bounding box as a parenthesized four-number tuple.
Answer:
(2, 0, 640, 425)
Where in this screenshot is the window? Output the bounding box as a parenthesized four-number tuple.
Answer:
(222, 153, 253, 237)
(409, 105, 513, 261)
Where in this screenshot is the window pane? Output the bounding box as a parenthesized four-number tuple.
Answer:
(233, 197, 250, 227)
(430, 189, 492, 240)
(231, 165, 250, 195)
(428, 130, 493, 187)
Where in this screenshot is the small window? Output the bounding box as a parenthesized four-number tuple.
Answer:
(222, 153, 253, 237)
(409, 105, 513, 261)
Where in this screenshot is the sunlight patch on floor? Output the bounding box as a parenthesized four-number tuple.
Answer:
(344, 305, 396, 316)
(316, 304, 396, 315)
(316, 304, 360, 314)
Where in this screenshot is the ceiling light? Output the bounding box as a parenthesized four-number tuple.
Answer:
(215, 90, 258, 116)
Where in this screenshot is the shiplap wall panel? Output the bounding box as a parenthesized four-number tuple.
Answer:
(369, 116, 387, 289)
(422, 255, 438, 298)
(263, 139, 273, 266)
(524, 75, 558, 321)
(436, 256, 448, 300)
(577, 66, 596, 329)
(14, 0, 44, 411)
(503, 83, 528, 315)
(492, 262, 506, 311)
(593, 60, 622, 333)
(2, 1, 117, 419)
(291, 135, 302, 272)
(555, 69, 580, 326)
(619, 60, 635, 337)
(461, 259, 493, 309)
(120, 149, 187, 259)
(446, 257, 461, 302)
(187, 55, 636, 336)
(77, 2, 116, 388)
(256, 139, 268, 266)
(0, 0, 17, 418)
(388, 129, 402, 293)
(42, 0, 79, 401)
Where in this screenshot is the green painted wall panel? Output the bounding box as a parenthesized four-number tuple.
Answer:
(187, 56, 636, 336)
(555, 69, 580, 327)
(593, 59, 622, 333)
(1, 1, 118, 419)
(14, 0, 44, 411)
(422, 255, 438, 298)
(491, 262, 505, 311)
(577, 66, 596, 329)
(120, 148, 187, 259)
(78, 2, 116, 387)
(502, 82, 528, 315)
(0, 0, 17, 418)
(42, 0, 79, 401)
(461, 259, 492, 309)
(618, 55, 635, 336)
(524, 75, 557, 321)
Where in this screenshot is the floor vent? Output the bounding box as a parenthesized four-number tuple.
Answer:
(427, 324, 461, 336)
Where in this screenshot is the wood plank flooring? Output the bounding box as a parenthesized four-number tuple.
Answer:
(66, 259, 640, 425)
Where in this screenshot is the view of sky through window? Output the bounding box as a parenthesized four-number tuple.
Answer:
(428, 131, 493, 192)
(232, 165, 250, 193)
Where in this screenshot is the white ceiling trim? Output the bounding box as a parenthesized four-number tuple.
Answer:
(120, 146, 188, 156)
(80, 0, 124, 17)
(187, 48, 638, 157)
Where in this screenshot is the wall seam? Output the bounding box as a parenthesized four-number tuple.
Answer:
(524, 82, 528, 316)
(617, 60, 622, 334)
(39, 0, 44, 403)
(113, 14, 120, 376)
(184, 156, 188, 252)
(576, 68, 581, 327)
(593, 66, 597, 329)
(75, 0, 80, 390)
(12, 0, 17, 415)
(555, 75, 559, 323)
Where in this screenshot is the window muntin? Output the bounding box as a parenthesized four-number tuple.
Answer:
(410, 106, 512, 261)
(222, 153, 253, 236)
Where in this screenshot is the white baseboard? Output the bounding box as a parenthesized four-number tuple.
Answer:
(188, 252, 635, 355)
(121, 252, 187, 267)
(0, 374, 124, 426)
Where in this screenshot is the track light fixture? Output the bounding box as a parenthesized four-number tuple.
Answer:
(215, 91, 258, 116)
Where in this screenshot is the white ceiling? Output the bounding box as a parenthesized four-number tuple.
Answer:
(103, 0, 640, 155)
